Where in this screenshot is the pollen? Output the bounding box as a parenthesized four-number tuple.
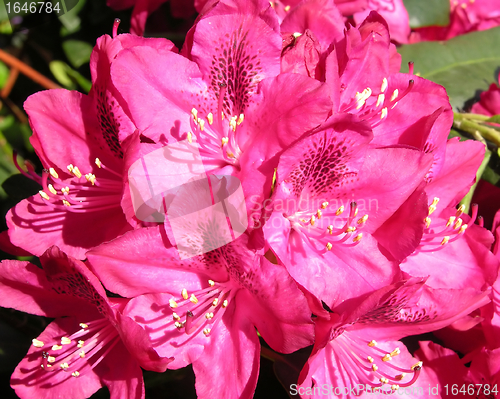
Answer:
(79, 351, 85, 358)
(380, 377, 389, 384)
(357, 215, 369, 224)
(172, 312, 180, 321)
(77, 340, 85, 348)
(199, 119, 205, 131)
(336, 206, 344, 216)
(229, 116, 237, 131)
(440, 236, 450, 245)
(237, 114, 244, 125)
(95, 158, 102, 168)
(381, 77, 388, 92)
(60, 362, 69, 370)
(39, 190, 50, 200)
(61, 337, 71, 345)
(411, 361, 423, 371)
(52, 345, 62, 350)
(376, 93, 385, 107)
(187, 132, 193, 143)
(181, 288, 189, 300)
(380, 107, 388, 119)
(382, 354, 392, 362)
(459, 224, 468, 234)
(85, 173, 96, 185)
(175, 321, 183, 329)
(72, 371, 80, 377)
(169, 299, 178, 308)
(316, 210, 322, 218)
(208, 280, 215, 287)
(72, 166, 82, 179)
(207, 112, 214, 125)
(367, 356, 374, 363)
(205, 312, 214, 319)
(346, 226, 356, 233)
(446, 216, 456, 227)
(63, 200, 71, 207)
(79, 323, 89, 329)
(368, 340, 377, 347)
(310, 215, 316, 226)
(428, 197, 439, 215)
(221, 137, 229, 146)
(390, 348, 400, 356)
(61, 186, 69, 194)
(222, 299, 229, 308)
(285, 4, 291, 11)
(191, 108, 198, 120)
(390, 89, 399, 101)
(47, 356, 56, 363)
(326, 242, 333, 251)
(32, 339, 44, 348)
(396, 373, 406, 380)
(353, 233, 363, 243)
(203, 328, 211, 336)
(293, 32, 302, 38)
(453, 218, 463, 230)
(424, 217, 432, 228)
(190, 294, 199, 304)
(49, 167, 59, 179)
(372, 364, 379, 371)
(321, 201, 329, 209)
(212, 298, 219, 306)
(67, 164, 74, 173)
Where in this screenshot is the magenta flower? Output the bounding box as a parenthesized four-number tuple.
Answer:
(471, 72, 500, 117)
(87, 226, 314, 399)
(0, 247, 170, 399)
(263, 115, 435, 309)
(298, 278, 491, 397)
(6, 26, 176, 259)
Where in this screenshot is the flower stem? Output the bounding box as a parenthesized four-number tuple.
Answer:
(453, 112, 500, 146)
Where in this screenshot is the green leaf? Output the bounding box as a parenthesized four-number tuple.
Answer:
(402, 0, 449, 28)
(62, 39, 93, 68)
(59, 0, 87, 35)
(0, 61, 9, 89)
(49, 61, 91, 92)
(460, 146, 491, 213)
(487, 114, 500, 123)
(398, 27, 500, 110)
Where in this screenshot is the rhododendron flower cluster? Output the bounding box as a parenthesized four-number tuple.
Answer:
(1, 0, 499, 398)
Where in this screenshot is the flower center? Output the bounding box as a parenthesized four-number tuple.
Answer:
(288, 201, 367, 253)
(31, 318, 120, 381)
(341, 78, 414, 128)
(188, 86, 243, 166)
(332, 332, 422, 393)
(14, 154, 123, 214)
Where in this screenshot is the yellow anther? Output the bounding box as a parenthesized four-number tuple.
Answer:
(172, 312, 180, 321)
(284, 4, 291, 11)
(190, 294, 198, 304)
(321, 201, 329, 209)
(39, 190, 50, 200)
(424, 217, 432, 229)
(67, 164, 74, 173)
(187, 132, 193, 144)
(316, 210, 322, 219)
(205, 312, 214, 320)
(191, 108, 198, 120)
(353, 233, 363, 243)
(169, 299, 178, 308)
(222, 299, 228, 308)
(390, 348, 400, 357)
(230, 116, 237, 131)
(207, 112, 214, 125)
(310, 215, 316, 226)
(79, 323, 88, 329)
(390, 89, 399, 101)
(221, 137, 229, 146)
(372, 364, 379, 371)
(77, 340, 84, 348)
(440, 236, 450, 245)
(79, 351, 85, 358)
(461, 2, 467, 7)
(61, 186, 69, 194)
(346, 226, 356, 233)
(453, 218, 463, 230)
(376, 93, 385, 107)
(227, 151, 235, 158)
(203, 328, 211, 336)
(175, 321, 183, 329)
(199, 119, 205, 131)
(72, 166, 82, 179)
(382, 354, 392, 362)
(63, 200, 71, 207)
(72, 371, 80, 377)
(95, 158, 102, 168)
(293, 32, 302, 38)
(49, 168, 59, 179)
(411, 361, 423, 371)
(47, 184, 57, 194)
(380, 107, 388, 119)
(47, 356, 56, 363)
(181, 288, 189, 300)
(446, 216, 456, 227)
(208, 280, 215, 287)
(396, 373, 406, 380)
(60, 363, 69, 370)
(353, 208, 359, 217)
(85, 173, 96, 185)
(381, 77, 388, 92)
(459, 224, 468, 234)
(391, 385, 399, 391)
(357, 215, 369, 224)
(368, 340, 377, 347)
(327, 225, 334, 234)
(367, 356, 374, 363)
(221, 111, 224, 120)
(61, 337, 71, 345)
(32, 339, 44, 348)
(456, 204, 466, 215)
(237, 114, 244, 125)
(336, 206, 344, 215)
(212, 298, 219, 306)
(356, 99, 366, 110)
(326, 242, 333, 251)
(52, 345, 62, 350)
(380, 377, 389, 384)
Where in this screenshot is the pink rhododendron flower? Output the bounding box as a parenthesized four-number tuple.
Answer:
(6, 25, 176, 259)
(0, 247, 170, 399)
(410, 0, 500, 43)
(298, 278, 491, 397)
(471, 72, 500, 117)
(86, 227, 314, 399)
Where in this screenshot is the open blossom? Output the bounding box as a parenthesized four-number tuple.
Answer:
(298, 278, 491, 398)
(6, 24, 176, 259)
(86, 226, 313, 399)
(0, 247, 170, 399)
